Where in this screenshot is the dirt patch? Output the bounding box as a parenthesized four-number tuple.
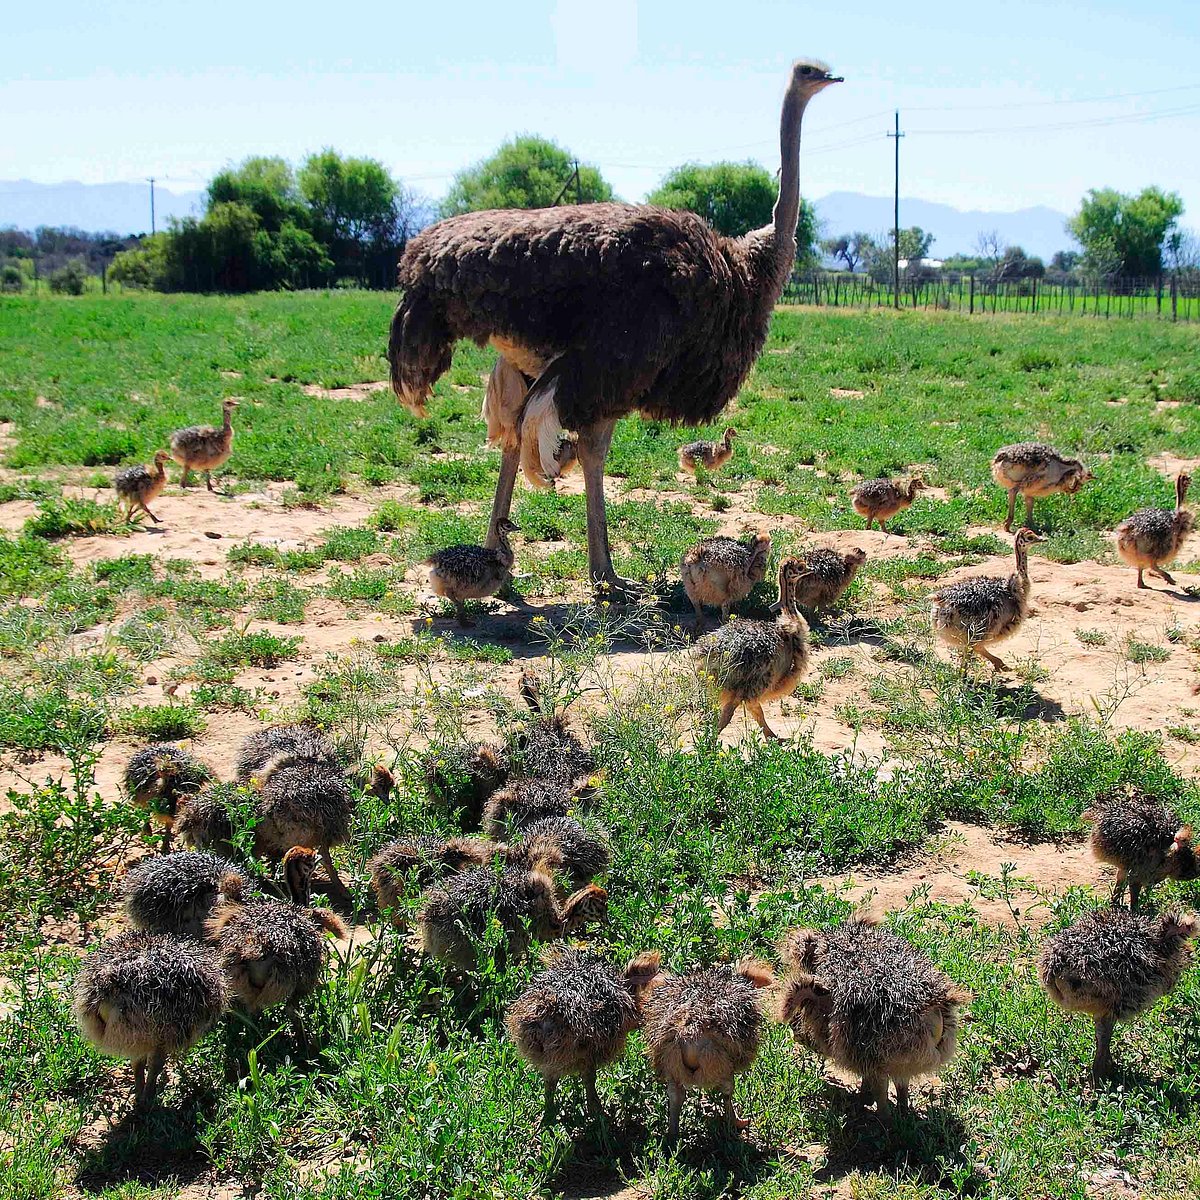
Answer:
(300, 380, 391, 401)
(829, 387, 866, 399)
(812, 821, 1098, 927)
(1146, 452, 1200, 478)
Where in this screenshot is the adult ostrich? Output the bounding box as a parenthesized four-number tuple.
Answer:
(389, 60, 842, 597)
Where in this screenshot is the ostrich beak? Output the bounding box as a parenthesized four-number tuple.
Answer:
(824, 73, 844, 83)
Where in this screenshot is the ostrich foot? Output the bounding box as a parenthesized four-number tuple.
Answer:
(591, 573, 644, 606)
(1153, 567, 1177, 584)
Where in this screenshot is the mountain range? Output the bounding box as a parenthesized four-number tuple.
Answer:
(0, 179, 1075, 261)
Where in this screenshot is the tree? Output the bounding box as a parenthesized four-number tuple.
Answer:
(897, 226, 934, 263)
(299, 150, 405, 282)
(1068, 187, 1184, 278)
(648, 161, 819, 265)
(48, 258, 88, 295)
(208, 157, 306, 233)
(821, 231, 873, 273)
(441, 136, 613, 216)
(995, 246, 1044, 282)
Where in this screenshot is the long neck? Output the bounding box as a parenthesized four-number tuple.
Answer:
(1177, 477, 1189, 512)
(1014, 542, 1030, 587)
(495, 529, 514, 565)
(769, 83, 810, 266)
(284, 861, 311, 907)
(776, 569, 802, 626)
(222, 407, 233, 432)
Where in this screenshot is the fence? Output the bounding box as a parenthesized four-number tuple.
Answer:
(780, 271, 1200, 322)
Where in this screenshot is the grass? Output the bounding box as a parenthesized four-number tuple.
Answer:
(2, 292, 1200, 1199)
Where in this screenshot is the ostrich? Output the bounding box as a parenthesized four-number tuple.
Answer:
(388, 61, 842, 597)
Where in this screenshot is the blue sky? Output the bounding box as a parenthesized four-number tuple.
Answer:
(5, 0, 1199, 220)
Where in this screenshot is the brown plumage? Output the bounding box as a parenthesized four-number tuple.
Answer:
(418, 863, 607, 970)
(1039, 907, 1197, 1079)
(73, 930, 226, 1110)
(1082, 790, 1197, 909)
(513, 670, 596, 785)
(236, 723, 338, 784)
(634, 953, 775, 1144)
(251, 751, 355, 900)
(680, 530, 771, 630)
(505, 948, 654, 1122)
(504, 815, 611, 889)
(930, 528, 1044, 672)
(777, 920, 970, 1124)
(991, 442, 1092, 532)
(122, 851, 249, 939)
(368, 834, 499, 924)
(115, 450, 171, 523)
(1115, 472, 1194, 589)
(482, 774, 600, 839)
(206, 847, 346, 1045)
(791, 546, 868, 612)
(173, 782, 241, 857)
(425, 517, 519, 626)
(849, 477, 927, 532)
(693, 557, 810, 739)
(679, 427, 737, 475)
(388, 62, 841, 594)
(123, 743, 213, 852)
(170, 398, 237, 491)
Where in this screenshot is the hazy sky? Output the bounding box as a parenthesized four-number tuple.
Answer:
(5, 0, 1199, 217)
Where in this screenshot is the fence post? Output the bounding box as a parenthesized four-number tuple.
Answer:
(1171, 274, 1178, 322)
(968, 273, 974, 315)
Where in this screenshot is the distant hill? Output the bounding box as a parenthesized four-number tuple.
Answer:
(0, 180, 204, 236)
(812, 192, 1073, 262)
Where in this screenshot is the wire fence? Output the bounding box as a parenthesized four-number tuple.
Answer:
(781, 271, 1200, 322)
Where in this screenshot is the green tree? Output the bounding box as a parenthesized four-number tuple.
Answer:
(299, 149, 412, 284)
(1069, 187, 1184, 278)
(822, 231, 874, 272)
(648, 160, 819, 264)
(48, 258, 88, 295)
(441, 136, 613, 216)
(207, 156, 306, 233)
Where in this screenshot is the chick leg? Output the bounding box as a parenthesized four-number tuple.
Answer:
(180, 467, 193, 488)
(1152, 567, 1177, 584)
(1003, 489, 1017, 533)
(583, 1068, 604, 1120)
(318, 844, 351, 900)
(453, 600, 475, 628)
(867, 1074, 893, 1125)
(975, 645, 1009, 672)
(286, 1003, 311, 1053)
(1111, 868, 1128, 907)
(1128, 880, 1142, 911)
(747, 700, 780, 740)
(895, 1079, 910, 1113)
(205, 470, 215, 493)
(140, 1047, 167, 1109)
(542, 1076, 558, 1124)
(722, 1083, 749, 1133)
(133, 1058, 147, 1107)
(692, 599, 707, 633)
(1092, 1014, 1117, 1080)
(715, 699, 738, 734)
(665, 1081, 685, 1145)
(1136, 568, 1147, 589)
(140, 501, 161, 524)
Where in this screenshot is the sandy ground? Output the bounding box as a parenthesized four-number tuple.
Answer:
(2, 467, 1198, 929)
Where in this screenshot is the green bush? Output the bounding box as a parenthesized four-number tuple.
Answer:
(47, 259, 88, 295)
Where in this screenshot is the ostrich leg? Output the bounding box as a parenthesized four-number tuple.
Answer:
(577, 419, 638, 600)
(483, 360, 528, 550)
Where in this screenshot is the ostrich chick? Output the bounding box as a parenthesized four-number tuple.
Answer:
(122, 851, 250, 939)
(206, 846, 347, 1045)
(693, 557, 810, 739)
(482, 774, 600, 839)
(513, 670, 597, 785)
(170, 398, 238, 491)
(123, 743, 213, 852)
(777, 920, 970, 1124)
(253, 752, 356, 899)
(368, 833, 498, 924)
(418, 864, 607, 970)
(506, 947, 659, 1121)
(1082, 790, 1197, 909)
(74, 930, 226, 1110)
(1115, 473, 1193, 589)
(791, 546, 868, 612)
(991, 442, 1092, 532)
(930, 528, 1043, 672)
(115, 450, 171, 523)
(1039, 907, 1197, 1079)
(173, 782, 239, 856)
(634, 954, 775, 1144)
(236, 723, 338, 784)
(850, 477, 927, 532)
(425, 517, 520, 627)
(679, 428, 737, 475)
(505, 815, 611, 889)
(420, 740, 509, 828)
(680, 530, 772, 631)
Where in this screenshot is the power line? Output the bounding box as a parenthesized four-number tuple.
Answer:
(909, 101, 1200, 138)
(905, 80, 1200, 113)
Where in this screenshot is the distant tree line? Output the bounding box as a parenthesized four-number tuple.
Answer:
(4, 148, 1194, 297)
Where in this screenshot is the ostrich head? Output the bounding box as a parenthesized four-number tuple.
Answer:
(723, 427, 738, 443)
(222, 398, 240, 412)
(844, 547, 869, 570)
(153, 450, 171, 466)
(494, 517, 521, 536)
(789, 59, 843, 98)
(281, 845, 318, 906)
(908, 478, 929, 498)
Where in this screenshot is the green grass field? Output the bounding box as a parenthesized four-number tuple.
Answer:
(2, 292, 1200, 1200)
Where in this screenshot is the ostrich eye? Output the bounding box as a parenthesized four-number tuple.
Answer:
(800, 66, 813, 75)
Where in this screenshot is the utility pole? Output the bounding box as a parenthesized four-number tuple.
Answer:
(573, 159, 582, 205)
(887, 112, 904, 310)
(147, 177, 156, 235)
